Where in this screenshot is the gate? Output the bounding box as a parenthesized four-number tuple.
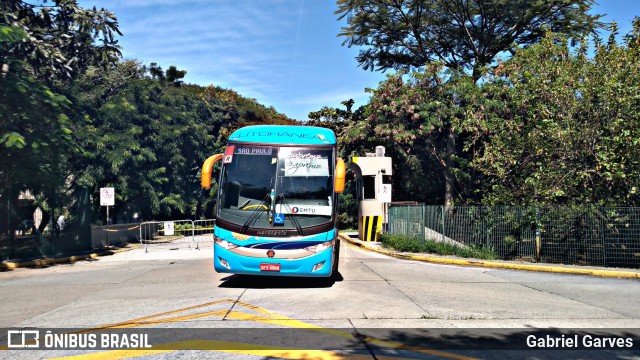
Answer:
(388, 204, 424, 240)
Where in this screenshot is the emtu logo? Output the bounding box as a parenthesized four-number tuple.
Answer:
(7, 330, 40, 348)
(291, 207, 299, 213)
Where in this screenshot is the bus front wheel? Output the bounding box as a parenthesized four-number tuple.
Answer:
(332, 239, 340, 275)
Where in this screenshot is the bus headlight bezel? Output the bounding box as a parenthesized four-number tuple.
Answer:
(214, 237, 239, 250)
(304, 240, 334, 254)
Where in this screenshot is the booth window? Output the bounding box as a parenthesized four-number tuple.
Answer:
(362, 175, 376, 200)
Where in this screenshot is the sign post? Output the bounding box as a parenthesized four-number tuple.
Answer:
(100, 187, 115, 247)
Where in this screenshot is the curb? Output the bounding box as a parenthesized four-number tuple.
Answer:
(338, 233, 640, 279)
(0, 247, 133, 270)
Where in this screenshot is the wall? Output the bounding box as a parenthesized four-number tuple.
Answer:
(91, 223, 141, 248)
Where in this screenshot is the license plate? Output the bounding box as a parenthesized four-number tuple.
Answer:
(260, 263, 281, 272)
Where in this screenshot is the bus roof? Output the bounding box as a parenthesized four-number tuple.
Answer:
(227, 125, 337, 146)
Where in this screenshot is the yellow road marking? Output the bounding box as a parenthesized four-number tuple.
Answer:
(25, 299, 478, 360)
(79, 300, 233, 331)
(104, 310, 229, 328)
(49, 340, 405, 360)
(223, 310, 476, 360)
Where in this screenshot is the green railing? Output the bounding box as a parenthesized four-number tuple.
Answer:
(388, 205, 640, 269)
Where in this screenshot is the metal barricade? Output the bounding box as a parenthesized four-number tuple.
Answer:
(193, 219, 215, 250)
(138, 219, 216, 252)
(138, 220, 195, 253)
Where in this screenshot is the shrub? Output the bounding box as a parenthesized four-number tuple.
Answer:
(379, 233, 497, 260)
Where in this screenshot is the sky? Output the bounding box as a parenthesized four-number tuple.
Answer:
(78, 0, 640, 121)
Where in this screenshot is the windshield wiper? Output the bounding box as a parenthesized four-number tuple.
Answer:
(240, 179, 274, 233)
(240, 193, 270, 233)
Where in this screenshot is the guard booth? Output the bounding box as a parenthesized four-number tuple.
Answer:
(350, 146, 392, 241)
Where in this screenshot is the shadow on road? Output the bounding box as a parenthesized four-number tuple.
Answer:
(218, 271, 344, 289)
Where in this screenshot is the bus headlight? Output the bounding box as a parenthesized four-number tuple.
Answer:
(304, 240, 333, 254)
(215, 237, 238, 250)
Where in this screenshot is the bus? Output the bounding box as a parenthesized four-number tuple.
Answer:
(200, 125, 346, 277)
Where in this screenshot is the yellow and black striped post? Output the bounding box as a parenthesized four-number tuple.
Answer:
(361, 215, 383, 242)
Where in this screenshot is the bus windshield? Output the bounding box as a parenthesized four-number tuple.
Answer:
(218, 145, 334, 230)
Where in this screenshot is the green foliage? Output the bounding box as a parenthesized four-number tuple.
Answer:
(334, 0, 603, 206)
(0, 58, 75, 201)
(174, 223, 194, 231)
(0, 132, 25, 149)
(307, 99, 371, 226)
(337, 186, 357, 230)
(67, 61, 297, 222)
(307, 99, 369, 159)
(0, 25, 27, 43)
(1, 0, 122, 230)
(360, 67, 484, 204)
(70, 61, 213, 220)
(467, 22, 640, 206)
(319, 18, 640, 208)
(5, 0, 638, 238)
(336, 0, 601, 80)
(379, 233, 497, 260)
(1, 0, 122, 83)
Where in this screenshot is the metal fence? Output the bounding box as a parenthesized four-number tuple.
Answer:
(0, 185, 218, 261)
(138, 219, 215, 252)
(387, 205, 640, 269)
(1, 189, 92, 261)
(0, 221, 141, 262)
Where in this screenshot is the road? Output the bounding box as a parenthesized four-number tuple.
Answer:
(0, 239, 639, 359)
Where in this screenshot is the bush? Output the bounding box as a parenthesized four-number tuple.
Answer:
(379, 233, 497, 260)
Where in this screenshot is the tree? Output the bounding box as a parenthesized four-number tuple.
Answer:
(466, 22, 640, 206)
(165, 65, 187, 86)
(335, 0, 601, 206)
(1, 0, 122, 83)
(0, 54, 74, 220)
(1, 0, 121, 160)
(336, 0, 600, 81)
(362, 67, 484, 205)
(70, 61, 297, 221)
(307, 99, 370, 159)
(308, 99, 369, 228)
(1, 0, 121, 231)
(70, 61, 218, 221)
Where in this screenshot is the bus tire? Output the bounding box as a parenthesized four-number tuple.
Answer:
(332, 238, 340, 275)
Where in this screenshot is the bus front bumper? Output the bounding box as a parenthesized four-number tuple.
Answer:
(213, 244, 334, 277)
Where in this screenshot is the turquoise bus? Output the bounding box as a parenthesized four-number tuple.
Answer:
(201, 125, 345, 277)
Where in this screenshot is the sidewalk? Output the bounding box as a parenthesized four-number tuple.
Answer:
(338, 232, 640, 279)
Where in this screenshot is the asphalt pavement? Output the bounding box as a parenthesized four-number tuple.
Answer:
(2, 232, 639, 280)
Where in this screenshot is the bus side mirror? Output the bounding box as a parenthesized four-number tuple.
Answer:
(334, 158, 346, 193)
(201, 154, 223, 189)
